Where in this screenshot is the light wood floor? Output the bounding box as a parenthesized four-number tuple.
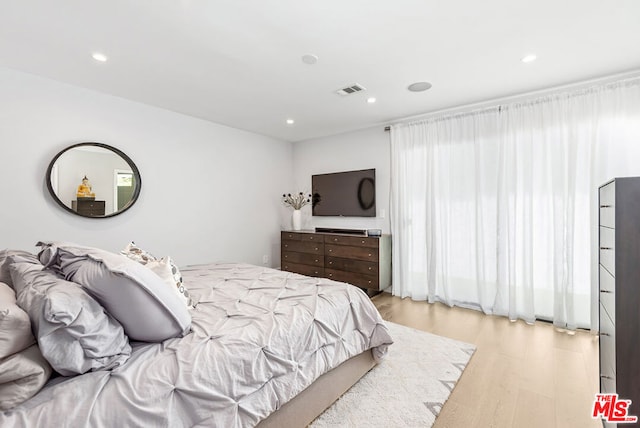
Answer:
(371, 293, 600, 428)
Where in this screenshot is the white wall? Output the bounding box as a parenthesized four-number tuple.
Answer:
(291, 126, 391, 233)
(0, 67, 292, 267)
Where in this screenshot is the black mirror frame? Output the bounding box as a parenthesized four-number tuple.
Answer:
(46, 142, 142, 219)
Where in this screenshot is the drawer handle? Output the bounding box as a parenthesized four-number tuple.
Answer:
(368, 267, 372, 270)
(361, 240, 365, 244)
(329, 249, 332, 253)
(329, 273, 333, 277)
(334, 238, 338, 242)
(600, 332, 611, 337)
(600, 290, 613, 293)
(368, 280, 372, 284)
(368, 253, 372, 257)
(600, 247, 612, 250)
(284, 244, 288, 248)
(315, 247, 318, 251)
(315, 271, 318, 274)
(315, 259, 319, 262)
(309, 237, 314, 240)
(284, 255, 288, 258)
(600, 205, 612, 208)
(600, 375, 614, 380)
(329, 261, 333, 265)
(284, 265, 288, 269)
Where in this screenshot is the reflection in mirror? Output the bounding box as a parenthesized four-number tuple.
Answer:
(47, 143, 141, 218)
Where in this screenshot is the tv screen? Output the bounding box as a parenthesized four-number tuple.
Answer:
(312, 169, 376, 217)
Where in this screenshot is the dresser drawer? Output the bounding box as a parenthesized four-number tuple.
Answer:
(599, 182, 615, 228)
(324, 235, 379, 248)
(600, 303, 616, 377)
(599, 206, 615, 229)
(282, 240, 324, 255)
(325, 244, 379, 262)
(281, 251, 324, 267)
(599, 227, 615, 276)
(325, 268, 379, 290)
(281, 231, 302, 241)
(282, 262, 324, 277)
(326, 256, 379, 275)
(600, 181, 615, 206)
(600, 370, 616, 395)
(299, 233, 323, 242)
(599, 265, 615, 320)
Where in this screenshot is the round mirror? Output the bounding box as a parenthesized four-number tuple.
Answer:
(46, 142, 141, 218)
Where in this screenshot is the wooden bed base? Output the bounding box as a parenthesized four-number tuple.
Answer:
(256, 350, 377, 427)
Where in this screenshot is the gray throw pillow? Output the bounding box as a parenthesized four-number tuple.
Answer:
(0, 344, 52, 410)
(0, 250, 39, 288)
(10, 261, 132, 376)
(0, 281, 52, 410)
(0, 282, 35, 359)
(37, 242, 191, 342)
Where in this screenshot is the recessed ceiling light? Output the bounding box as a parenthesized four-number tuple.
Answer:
(367, 97, 377, 104)
(408, 82, 432, 92)
(286, 119, 295, 125)
(301, 54, 318, 65)
(92, 52, 108, 62)
(521, 54, 537, 63)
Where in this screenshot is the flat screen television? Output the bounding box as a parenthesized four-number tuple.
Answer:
(312, 168, 376, 217)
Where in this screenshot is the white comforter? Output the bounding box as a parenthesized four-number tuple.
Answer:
(1, 263, 393, 427)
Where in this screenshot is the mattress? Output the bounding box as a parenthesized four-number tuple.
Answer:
(1, 263, 392, 427)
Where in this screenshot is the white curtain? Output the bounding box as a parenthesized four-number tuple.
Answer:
(390, 77, 640, 330)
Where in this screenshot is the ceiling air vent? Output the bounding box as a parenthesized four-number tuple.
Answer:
(336, 83, 366, 96)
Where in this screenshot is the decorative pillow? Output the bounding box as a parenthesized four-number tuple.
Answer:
(121, 242, 193, 307)
(120, 241, 156, 264)
(37, 242, 191, 342)
(0, 281, 52, 410)
(0, 344, 52, 410)
(146, 257, 194, 308)
(9, 261, 132, 376)
(0, 250, 39, 288)
(0, 282, 35, 359)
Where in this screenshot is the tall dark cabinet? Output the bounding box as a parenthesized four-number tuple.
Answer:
(599, 177, 640, 426)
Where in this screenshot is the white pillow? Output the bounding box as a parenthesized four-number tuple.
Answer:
(37, 242, 191, 343)
(145, 257, 193, 308)
(121, 242, 193, 307)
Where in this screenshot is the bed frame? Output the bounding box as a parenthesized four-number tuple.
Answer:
(257, 350, 377, 427)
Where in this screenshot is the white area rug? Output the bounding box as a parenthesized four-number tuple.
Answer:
(310, 322, 476, 428)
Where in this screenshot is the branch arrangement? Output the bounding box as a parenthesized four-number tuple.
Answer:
(282, 192, 312, 210)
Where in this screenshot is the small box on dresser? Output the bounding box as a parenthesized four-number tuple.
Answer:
(598, 177, 640, 427)
(71, 199, 105, 217)
(281, 231, 391, 293)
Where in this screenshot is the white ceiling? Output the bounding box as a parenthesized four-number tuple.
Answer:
(1, 0, 639, 142)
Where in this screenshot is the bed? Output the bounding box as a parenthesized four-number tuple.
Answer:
(0, 243, 393, 427)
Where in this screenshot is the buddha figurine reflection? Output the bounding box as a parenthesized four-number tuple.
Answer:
(77, 175, 96, 199)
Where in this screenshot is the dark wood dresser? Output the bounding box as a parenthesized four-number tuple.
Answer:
(281, 231, 391, 293)
(72, 199, 106, 217)
(599, 177, 640, 425)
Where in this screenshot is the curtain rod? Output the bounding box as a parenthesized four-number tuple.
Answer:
(383, 69, 640, 131)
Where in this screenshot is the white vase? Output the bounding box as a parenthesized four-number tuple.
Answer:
(292, 209, 302, 231)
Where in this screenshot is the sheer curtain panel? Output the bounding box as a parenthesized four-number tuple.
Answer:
(390, 77, 640, 330)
